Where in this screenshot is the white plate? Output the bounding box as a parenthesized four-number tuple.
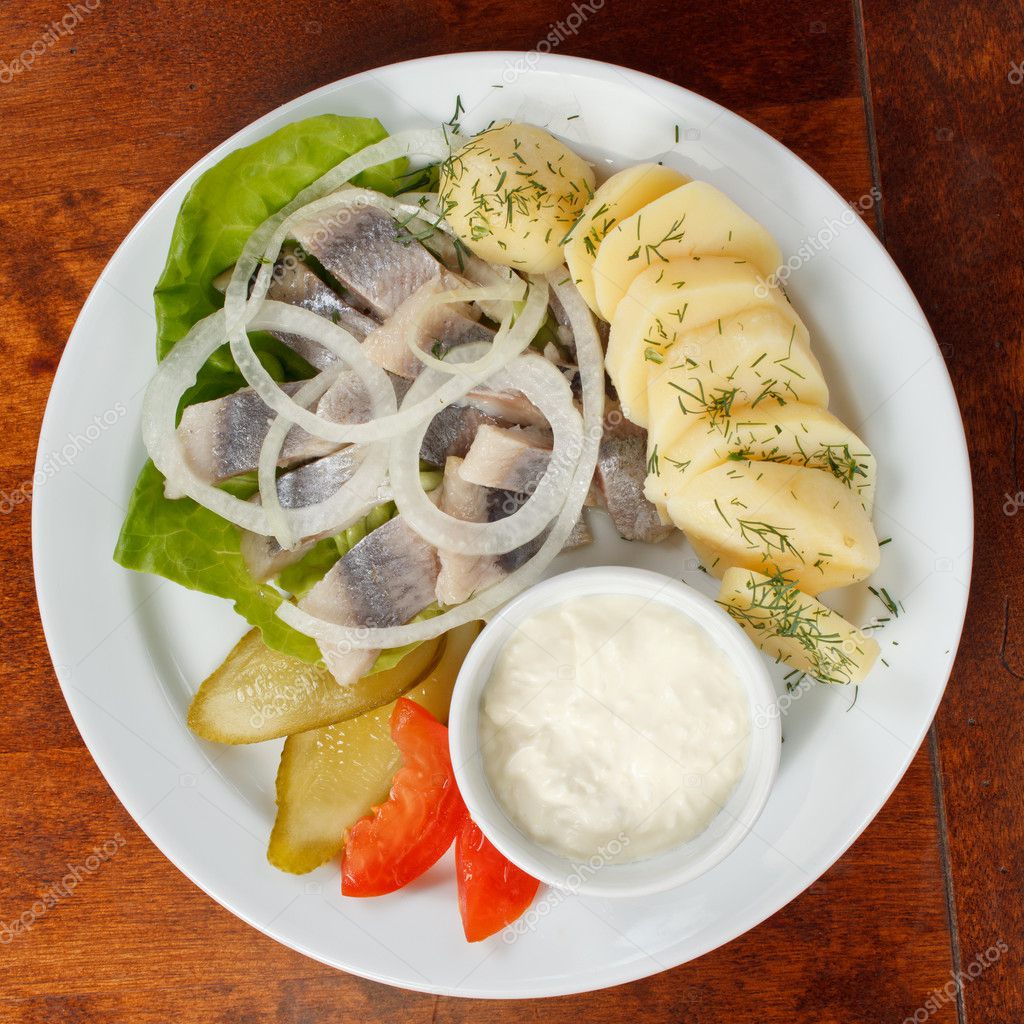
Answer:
(33, 52, 973, 998)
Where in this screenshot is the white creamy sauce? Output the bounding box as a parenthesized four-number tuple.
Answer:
(480, 593, 750, 863)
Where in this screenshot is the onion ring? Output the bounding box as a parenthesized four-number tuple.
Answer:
(142, 307, 393, 538)
(388, 350, 582, 556)
(235, 286, 548, 445)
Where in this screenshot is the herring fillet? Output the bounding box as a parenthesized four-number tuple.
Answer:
(435, 457, 506, 604)
(596, 408, 674, 543)
(418, 390, 545, 467)
(239, 448, 365, 581)
(266, 254, 379, 371)
(299, 516, 439, 685)
(175, 372, 375, 487)
(361, 274, 495, 378)
(458, 424, 553, 493)
(175, 383, 333, 486)
(435, 458, 592, 605)
(288, 205, 446, 319)
(419, 403, 503, 467)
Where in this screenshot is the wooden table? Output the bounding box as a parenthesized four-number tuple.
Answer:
(1, 1, 1020, 1020)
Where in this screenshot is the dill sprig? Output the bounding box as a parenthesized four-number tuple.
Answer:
(627, 216, 687, 265)
(736, 518, 802, 563)
(868, 586, 901, 617)
(669, 379, 739, 434)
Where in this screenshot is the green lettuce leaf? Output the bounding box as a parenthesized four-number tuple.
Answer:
(276, 502, 399, 600)
(367, 605, 444, 675)
(115, 462, 321, 662)
(116, 115, 407, 660)
(154, 113, 404, 360)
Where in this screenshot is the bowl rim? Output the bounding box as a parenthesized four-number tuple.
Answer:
(448, 565, 782, 899)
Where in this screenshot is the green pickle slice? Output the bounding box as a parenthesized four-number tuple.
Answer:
(187, 629, 441, 743)
(267, 621, 482, 874)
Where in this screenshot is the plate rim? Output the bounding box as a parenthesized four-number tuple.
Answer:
(32, 49, 975, 998)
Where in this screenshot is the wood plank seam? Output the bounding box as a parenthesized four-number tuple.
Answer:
(852, 3, 968, 1020)
(929, 726, 968, 1024)
(850, 0, 886, 241)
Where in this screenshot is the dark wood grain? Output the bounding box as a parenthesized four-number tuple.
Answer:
(0, 0, 1002, 1019)
(863, 1, 1024, 1021)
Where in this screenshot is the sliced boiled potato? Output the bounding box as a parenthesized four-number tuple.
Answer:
(188, 629, 442, 744)
(564, 163, 690, 317)
(439, 122, 595, 274)
(642, 307, 828, 488)
(647, 402, 875, 515)
(606, 257, 811, 426)
(667, 461, 879, 595)
(593, 180, 783, 321)
(267, 621, 481, 874)
(718, 567, 880, 684)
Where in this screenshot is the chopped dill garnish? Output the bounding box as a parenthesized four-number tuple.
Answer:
(719, 571, 864, 685)
(868, 586, 901, 617)
(664, 456, 691, 473)
(736, 519, 802, 561)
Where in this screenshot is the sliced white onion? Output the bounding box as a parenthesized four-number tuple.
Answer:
(142, 307, 393, 538)
(405, 277, 528, 377)
(258, 366, 342, 550)
(224, 131, 459, 387)
(236, 285, 548, 445)
(389, 351, 581, 556)
(143, 279, 546, 539)
(276, 270, 605, 649)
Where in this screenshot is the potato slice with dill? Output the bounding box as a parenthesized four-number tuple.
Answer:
(267, 621, 481, 875)
(564, 163, 690, 317)
(606, 257, 814, 427)
(187, 629, 443, 744)
(646, 401, 875, 515)
(717, 568, 880, 684)
(642, 308, 828, 473)
(592, 180, 783, 321)
(668, 460, 879, 595)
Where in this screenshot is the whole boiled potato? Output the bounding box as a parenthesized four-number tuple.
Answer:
(439, 122, 595, 274)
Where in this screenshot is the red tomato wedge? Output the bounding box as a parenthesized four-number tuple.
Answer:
(342, 698, 466, 898)
(456, 818, 541, 941)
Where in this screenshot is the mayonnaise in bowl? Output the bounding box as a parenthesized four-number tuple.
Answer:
(480, 593, 751, 864)
(448, 566, 780, 898)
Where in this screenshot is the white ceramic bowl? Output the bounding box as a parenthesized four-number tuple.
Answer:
(449, 565, 782, 898)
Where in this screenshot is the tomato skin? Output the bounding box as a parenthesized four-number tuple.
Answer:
(342, 698, 466, 898)
(456, 818, 540, 942)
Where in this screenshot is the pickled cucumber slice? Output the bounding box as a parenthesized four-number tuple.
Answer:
(188, 629, 441, 744)
(267, 621, 481, 874)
